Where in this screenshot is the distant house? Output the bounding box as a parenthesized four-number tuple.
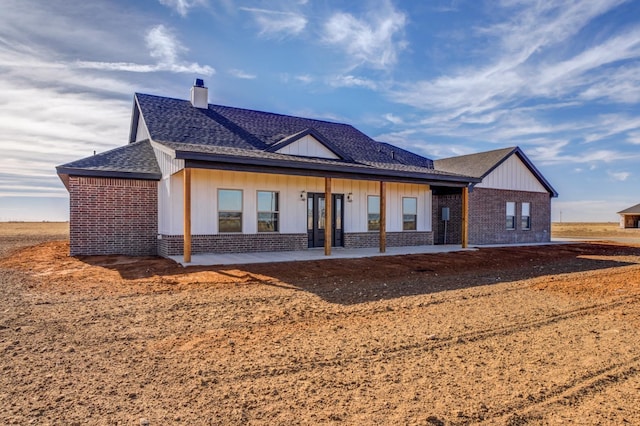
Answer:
(617, 204, 640, 228)
(56, 80, 557, 261)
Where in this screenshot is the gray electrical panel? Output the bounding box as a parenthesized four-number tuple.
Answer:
(442, 207, 450, 221)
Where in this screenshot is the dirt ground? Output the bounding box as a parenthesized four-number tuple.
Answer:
(1, 224, 640, 424)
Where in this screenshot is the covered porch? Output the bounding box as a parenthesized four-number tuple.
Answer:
(178, 165, 475, 263)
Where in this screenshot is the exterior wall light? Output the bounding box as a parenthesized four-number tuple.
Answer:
(300, 190, 306, 201)
(347, 192, 353, 202)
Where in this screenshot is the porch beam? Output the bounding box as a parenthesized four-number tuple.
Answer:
(324, 177, 332, 256)
(380, 181, 386, 253)
(461, 185, 469, 248)
(183, 168, 192, 263)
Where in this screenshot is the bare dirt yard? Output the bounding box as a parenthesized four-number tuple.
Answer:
(1, 223, 640, 425)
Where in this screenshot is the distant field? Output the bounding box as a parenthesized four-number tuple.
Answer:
(0, 221, 68, 236)
(552, 222, 640, 238)
(0, 222, 68, 257)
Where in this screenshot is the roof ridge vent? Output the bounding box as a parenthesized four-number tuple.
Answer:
(190, 78, 208, 109)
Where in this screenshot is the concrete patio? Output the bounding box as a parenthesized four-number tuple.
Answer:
(169, 240, 579, 267)
(170, 244, 473, 266)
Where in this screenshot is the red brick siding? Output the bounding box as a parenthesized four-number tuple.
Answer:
(432, 193, 463, 244)
(468, 188, 551, 244)
(69, 176, 158, 256)
(157, 233, 308, 256)
(344, 232, 433, 248)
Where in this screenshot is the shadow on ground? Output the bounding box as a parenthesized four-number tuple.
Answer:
(79, 242, 640, 305)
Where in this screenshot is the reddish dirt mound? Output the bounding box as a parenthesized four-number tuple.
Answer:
(3, 240, 640, 301)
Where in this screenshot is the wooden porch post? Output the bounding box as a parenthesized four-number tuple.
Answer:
(324, 177, 332, 256)
(380, 181, 386, 253)
(461, 185, 469, 249)
(183, 168, 192, 263)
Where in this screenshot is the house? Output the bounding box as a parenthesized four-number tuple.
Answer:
(617, 204, 640, 228)
(56, 80, 557, 261)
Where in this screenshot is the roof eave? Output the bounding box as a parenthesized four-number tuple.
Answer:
(175, 150, 479, 185)
(55, 166, 161, 181)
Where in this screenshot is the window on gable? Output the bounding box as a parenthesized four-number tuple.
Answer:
(257, 191, 279, 232)
(368, 195, 380, 231)
(506, 201, 516, 230)
(402, 197, 417, 231)
(522, 202, 531, 230)
(218, 189, 242, 232)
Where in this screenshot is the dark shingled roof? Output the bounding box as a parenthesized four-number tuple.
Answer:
(134, 93, 438, 171)
(435, 146, 558, 197)
(618, 203, 640, 214)
(434, 147, 516, 178)
(57, 91, 481, 186)
(56, 140, 161, 180)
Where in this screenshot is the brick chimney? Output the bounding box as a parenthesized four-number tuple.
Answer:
(190, 78, 208, 109)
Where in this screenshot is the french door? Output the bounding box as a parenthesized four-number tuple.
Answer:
(307, 193, 343, 248)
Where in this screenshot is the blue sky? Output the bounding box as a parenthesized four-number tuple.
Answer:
(1, 0, 639, 222)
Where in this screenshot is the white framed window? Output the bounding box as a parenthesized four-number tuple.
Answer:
(521, 202, 531, 230)
(367, 195, 380, 231)
(257, 191, 279, 232)
(506, 201, 516, 230)
(402, 197, 417, 231)
(218, 189, 242, 232)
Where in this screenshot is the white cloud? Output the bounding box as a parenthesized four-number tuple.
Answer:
(322, 1, 406, 70)
(159, 0, 207, 17)
(329, 75, 378, 90)
(76, 25, 214, 75)
(608, 171, 631, 181)
(240, 7, 307, 38)
(384, 113, 404, 125)
(627, 131, 640, 145)
(228, 68, 256, 79)
(295, 74, 314, 84)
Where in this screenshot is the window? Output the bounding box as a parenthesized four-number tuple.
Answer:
(218, 189, 242, 232)
(506, 201, 516, 230)
(521, 202, 531, 230)
(403, 197, 417, 230)
(368, 195, 380, 231)
(257, 191, 279, 232)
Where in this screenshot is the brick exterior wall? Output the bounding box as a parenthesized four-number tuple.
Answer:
(344, 232, 433, 249)
(468, 188, 551, 244)
(432, 193, 463, 244)
(158, 233, 308, 256)
(69, 176, 158, 256)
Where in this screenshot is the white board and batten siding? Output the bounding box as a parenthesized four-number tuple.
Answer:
(134, 114, 150, 142)
(275, 135, 340, 159)
(158, 169, 432, 235)
(476, 155, 547, 193)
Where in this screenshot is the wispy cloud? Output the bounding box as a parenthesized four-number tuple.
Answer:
(608, 171, 631, 181)
(322, 1, 406, 70)
(329, 75, 378, 90)
(295, 74, 314, 84)
(383, 113, 404, 125)
(76, 25, 214, 75)
(240, 7, 307, 38)
(158, 0, 207, 17)
(383, 0, 640, 167)
(228, 68, 256, 79)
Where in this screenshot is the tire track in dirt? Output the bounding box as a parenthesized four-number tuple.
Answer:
(468, 356, 640, 425)
(215, 295, 636, 382)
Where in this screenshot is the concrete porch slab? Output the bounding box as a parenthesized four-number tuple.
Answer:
(170, 244, 475, 267)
